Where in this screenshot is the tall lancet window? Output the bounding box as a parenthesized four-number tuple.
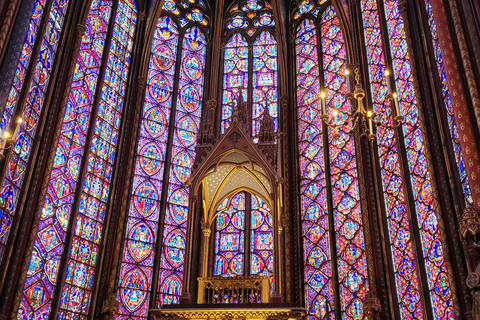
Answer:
(360, 0, 454, 318)
(422, 0, 473, 207)
(221, 0, 278, 142)
(19, 0, 137, 318)
(116, 1, 209, 318)
(0, 0, 71, 263)
(294, 2, 368, 319)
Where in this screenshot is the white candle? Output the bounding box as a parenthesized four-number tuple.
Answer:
(0, 132, 10, 151)
(345, 69, 350, 92)
(393, 93, 401, 116)
(320, 91, 326, 116)
(13, 118, 22, 141)
(385, 70, 392, 94)
(333, 110, 339, 136)
(367, 111, 373, 133)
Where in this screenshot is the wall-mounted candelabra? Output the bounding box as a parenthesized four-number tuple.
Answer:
(0, 117, 23, 159)
(317, 67, 404, 142)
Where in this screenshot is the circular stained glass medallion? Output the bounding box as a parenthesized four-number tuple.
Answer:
(168, 188, 189, 224)
(120, 268, 148, 312)
(179, 85, 200, 112)
(144, 107, 167, 138)
(176, 116, 197, 147)
(183, 54, 203, 80)
(149, 73, 171, 102)
(172, 152, 193, 183)
(134, 180, 159, 217)
(139, 143, 163, 176)
(165, 230, 185, 267)
(153, 44, 175, 70)
(128, 222, 154, 263)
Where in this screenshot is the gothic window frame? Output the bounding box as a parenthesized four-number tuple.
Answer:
(292, 1, 369, 319)
(116, 1, 211, 318)
(211, 189, 274, 279)
(220, 0, 279, 141)
(17, 0, 140, 318)
(357, 0, 456, 318)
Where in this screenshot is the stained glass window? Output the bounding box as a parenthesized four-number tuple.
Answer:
(117, 16, 179, 319)
(295, 4, 368, 319)
(213, 192, 273, 279)
(249, 194, 273, 277)
(252, 31, 277, 141)
(222, 34, 249, 132)
(18, 0, 137, 318)
(295, 18, 333, 319)
(0, 0, 71, 263)
(214, 192, 246, 276)
(156, 25, 207, 306)
(423, 0, 473, 206)
(360, 0, 425, 318)
(383, 0, 454, 317)
(360, 0, 455, 318)
(222, 0, 277, 141)
(117, 1, 209, 317)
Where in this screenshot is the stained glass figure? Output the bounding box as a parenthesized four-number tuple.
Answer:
(0, 0, 71, 263)
(18, 0, 137, 319)
(156, 25, 207, 306)
(117, 16, 178, 320)
(214, 192, 246, 277)
(295, 18, 333, 320)
(423, 0, 473, 206)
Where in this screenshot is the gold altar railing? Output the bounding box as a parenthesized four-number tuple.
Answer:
(197, 276, 270, 304)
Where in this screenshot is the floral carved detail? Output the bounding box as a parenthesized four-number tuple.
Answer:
(363, 291, 382, 319)
(460, 207, 480, 244)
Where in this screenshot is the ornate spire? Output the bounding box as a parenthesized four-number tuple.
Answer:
(231, 87, 250, 132)
(258, 106, 275, 144)
(197, 99, 217, 146)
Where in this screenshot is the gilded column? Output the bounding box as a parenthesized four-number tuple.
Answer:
(0, 0, 21, 62)
(427, 0, 480, 210)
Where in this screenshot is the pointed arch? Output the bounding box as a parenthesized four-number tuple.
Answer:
(221, 0, 278, 142)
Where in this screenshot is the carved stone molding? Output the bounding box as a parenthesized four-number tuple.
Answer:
(460, 207, 480, 244)
(363, 291, 382, 320)
(76, 24, 87, 37)
(138, 75, 147, 89)
(101, 293, 119, 320)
